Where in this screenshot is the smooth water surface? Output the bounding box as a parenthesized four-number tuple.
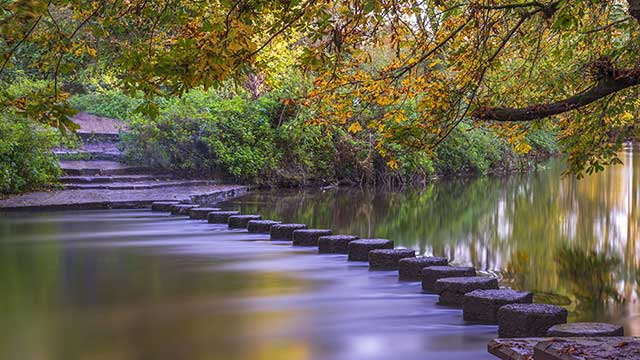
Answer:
(225, 144, 640, 334)
(0, 210, 494, 360)
(2, 145, 639, 360)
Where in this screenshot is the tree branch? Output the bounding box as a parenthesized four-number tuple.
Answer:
(472, 67, 640, 122)
(629, 0, 640, 23)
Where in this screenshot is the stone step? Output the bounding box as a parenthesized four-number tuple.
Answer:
(59, 174, 175, 184)
(77, 131, 120, 143)
(54, 150, 122, 161)
(0, 185, 248, 211)
(60, 160, 146, 176)
(61, 180, 216, 190)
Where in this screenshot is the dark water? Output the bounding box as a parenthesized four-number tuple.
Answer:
(1, 146, 639, 360)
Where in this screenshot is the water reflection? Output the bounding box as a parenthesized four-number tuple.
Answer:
(0, 211, 496, 360)
(225, 144, 640, 332)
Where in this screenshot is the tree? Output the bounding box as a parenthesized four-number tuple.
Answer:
(1, 0, 639, 175)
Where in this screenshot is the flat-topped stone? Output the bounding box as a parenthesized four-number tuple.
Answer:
(435, 276, 499, 306)
(171, 204, 199, 215)
(463, 289, 533, 324)
(247, 220, 282, 233)
(368, 249, 416, 270)
(398, 256, 448, 281)
(487, 338, 545, 360)
(292, 229, 333, 246)
(547, 322, 624, 338)
(270, 224, 307, 241)
(498, 304, 568, 338)
(207, 211, 240, 223)
(228, 215, 262, 229)
(422, 266, 476, 292)
(534, 337, 640, 359)
(318, 235, 360, 254)
(347, 239, 394, 261)
(0, 185, 247, 211)
(188, 207, 222, 220)
(151, 201, 181, 212)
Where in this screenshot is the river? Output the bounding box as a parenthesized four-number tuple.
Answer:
(1, 145, 638, 359)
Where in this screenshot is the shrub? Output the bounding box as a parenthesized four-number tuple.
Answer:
(435, 123, 509, 175)
(122, 89, 278, 181)
(0, 113, 62, 195)
(69, 90, 143, 120)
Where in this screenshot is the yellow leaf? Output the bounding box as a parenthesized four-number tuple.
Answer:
(347, 122, 363, 133)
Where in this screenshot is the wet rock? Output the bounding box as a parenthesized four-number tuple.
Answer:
(487, 338, 542, 360)
(270, 224, 307, 241)
(170, 204, 199, 215)
(292, 229, 333, 246)
(533, 336, 640, 359)
(368, 249, 416, 270)
(421, 266, 476, 292)
(188, 207, 222, 220)
(318, 235, 360, 254)
(498, 303, 568, 338)
(207, 211, 240, 224)
(347, 239, 394, 261)
(228, 215, 262, 229)
(463, 289, 533, 324)
(546, 322, 624, 337)
(151, 201, 181, 212)
(398, 256, 449, 281)
(435, 276, 499, 306)
(247, 220, 282, 233)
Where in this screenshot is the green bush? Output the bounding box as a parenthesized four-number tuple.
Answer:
(122, 89, 278, 181)
(435, 123, 509, 175)
(0, 113, 62, 195)
(526, 128, 559, 154)
(69, 90, 143, 120)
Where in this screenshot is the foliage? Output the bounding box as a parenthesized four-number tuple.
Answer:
(435, 123, 509, 175)
(122, 89, 279, 181)
(69, 90, 143, 120)
(0, 112, 61, 195)
(1, 1, 639, 176)
(2, 1, 638, 176)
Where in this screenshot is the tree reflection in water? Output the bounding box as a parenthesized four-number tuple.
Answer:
(226, 144, 640, 330)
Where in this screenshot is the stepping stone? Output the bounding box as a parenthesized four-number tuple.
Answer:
(546, 322, 624, 337)
(151, 201, 181, 212)
(270, 224, 307, 240)
(189, 207, 222, 220)
(318, 235, 360, 254)
(228, 215, 262, 229)
(463, 289, 533, 324)
(292, 229, 333, 246)
(435, 276, 499, 306)
(247, 220, 282, 233)
(207, 211, 240, 224)
(487, 338, 542, 360)
(534, 336, 640, 359)
(170, 204, 199, 215)
(421, 266, 476, 292)
(368, 249, 416, 270)
(347, 239, 394, 261)
(498, 303, 568, 338)
(398, 256, 448, 281)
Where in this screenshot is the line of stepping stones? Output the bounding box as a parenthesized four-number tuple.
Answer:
(151, 201, 630, 359)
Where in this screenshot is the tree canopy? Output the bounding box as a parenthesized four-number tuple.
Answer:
(2, 0, 639, 175)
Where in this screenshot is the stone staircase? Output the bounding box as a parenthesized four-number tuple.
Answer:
(0, 113, 247, 210)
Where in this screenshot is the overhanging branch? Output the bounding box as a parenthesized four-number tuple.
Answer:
(473, 68, 640, 122)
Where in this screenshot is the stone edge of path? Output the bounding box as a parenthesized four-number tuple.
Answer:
(0, 185, 249, 211)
